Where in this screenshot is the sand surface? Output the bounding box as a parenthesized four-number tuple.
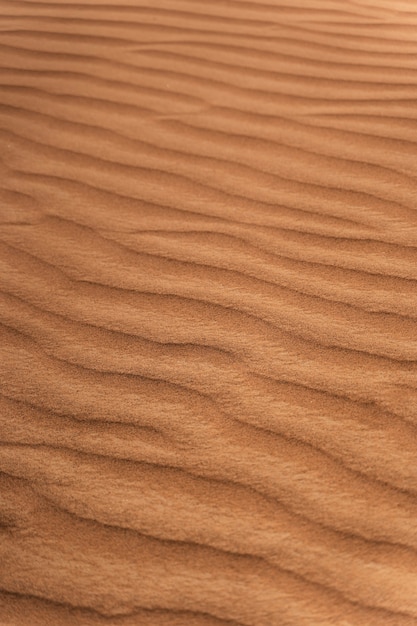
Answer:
(1, 0, 417, 624)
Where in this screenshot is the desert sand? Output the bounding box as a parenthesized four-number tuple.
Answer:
(1, 0, 417, 624)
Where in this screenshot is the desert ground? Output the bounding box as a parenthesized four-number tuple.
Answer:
(1, 1, 417, 624)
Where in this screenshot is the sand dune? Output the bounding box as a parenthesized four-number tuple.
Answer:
(1, 0, 417, 624)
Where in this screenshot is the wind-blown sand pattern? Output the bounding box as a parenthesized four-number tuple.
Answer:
(1, 0, 417, 624)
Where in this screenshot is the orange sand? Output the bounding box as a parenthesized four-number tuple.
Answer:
(1, 1, 417, 624)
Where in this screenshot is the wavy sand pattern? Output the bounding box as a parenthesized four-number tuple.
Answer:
(1, 0, 417, 624)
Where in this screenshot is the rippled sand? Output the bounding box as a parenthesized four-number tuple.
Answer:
(1, 1, 417, 624)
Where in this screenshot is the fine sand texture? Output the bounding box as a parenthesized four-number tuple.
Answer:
(1, 0, 417, 624)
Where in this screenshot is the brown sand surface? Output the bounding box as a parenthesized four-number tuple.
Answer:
(1, 0, 417, 624)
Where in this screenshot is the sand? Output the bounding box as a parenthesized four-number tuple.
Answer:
(1, 0, 417, 624)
